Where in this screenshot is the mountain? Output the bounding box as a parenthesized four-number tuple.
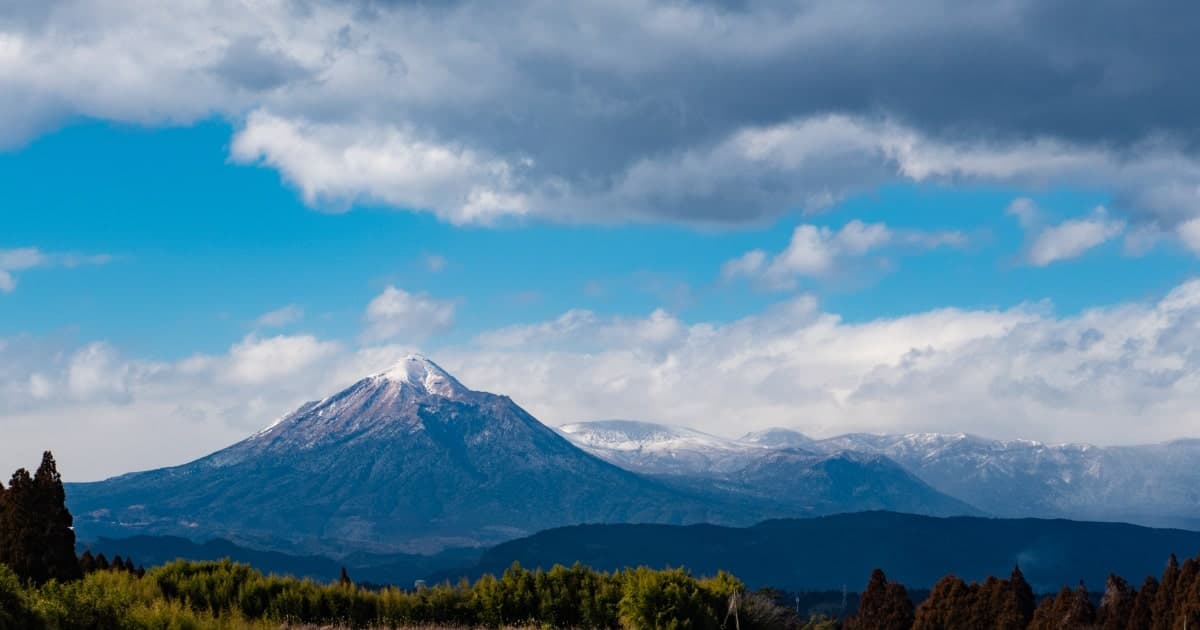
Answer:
(448, 511, 1200, 593)
(808, 432, 1200, 529)
(556, 420, 763, 475)
(66, 356, 749, 555)
(560, 421, 1200, 529)
(557, 421, 975, 517)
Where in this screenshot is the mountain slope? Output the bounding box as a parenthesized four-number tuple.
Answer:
(811, 432, 1200, 528)
(452, 511, 1200, 593)
(66, 357, 746, 555)
(558, 421, 975, 517)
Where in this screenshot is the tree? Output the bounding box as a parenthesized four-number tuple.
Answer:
(340, 566, 352, 587)
(95, 553, 110, 572)
(79, 550, 96, 574)
(1129, 577, 1159, 630)
(1154, 554, 1181, 630)
(847, 568, 914, 630)
(32, 452, 80, 583)
(1098, 574, 1136, 630)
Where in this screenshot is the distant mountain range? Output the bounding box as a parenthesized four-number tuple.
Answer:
(66, 357, 970, 556)
(65, 356, 1200, 559)
(448, 511, 1200, 593)
(558, 420, 1200, 529)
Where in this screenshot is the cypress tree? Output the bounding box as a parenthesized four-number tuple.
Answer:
(340, 566, 353, 587)
(1155, 554, 1181, 630)
(95, 553, 110, 571)
(1129, 577, 1159, 630)
(79, 550, 96, 574)
(848, 568, 914, 630)
(1098, 573, 1136, 630)
(0, 468, 38, 582)
(1010, 565, 1036, 626)
(1066, 581, 1097, 627)
(32, 451, 81, 582)
(112, 554, 124, 572)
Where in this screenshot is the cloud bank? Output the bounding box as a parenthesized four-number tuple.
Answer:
(1, 0, 1200, 242)
(6, 279, 1200, 479)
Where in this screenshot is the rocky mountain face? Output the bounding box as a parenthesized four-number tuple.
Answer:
(559, 422, 1200, 529)
(66, 357, 745, 555)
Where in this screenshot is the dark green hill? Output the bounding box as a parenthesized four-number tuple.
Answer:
(447, 511, 1200, 592)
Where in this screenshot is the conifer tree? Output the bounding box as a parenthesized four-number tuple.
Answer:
(1010, 565, 1037, 627)
(1155, 554, 1181, 630)
(95, 553, 110, 571)
(847, 568, 914, 630)
(1098, 573, 1136, 630)
(340, 566, 353, 586)
(0, 468, 38, 582)
(111, 554, 124, 572)
(30, 451, 81, 583)
(1129, 577, 1159, 630)
(79, 550, 96, 574)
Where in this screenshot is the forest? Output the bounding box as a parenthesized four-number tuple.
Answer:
(2, 451, 1200, 629)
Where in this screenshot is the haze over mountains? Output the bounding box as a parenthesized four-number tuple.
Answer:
(560, 421, 1200, 529)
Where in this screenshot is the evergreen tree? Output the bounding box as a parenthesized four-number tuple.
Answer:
(1065, 581, 1097, 627)
(95, 553, 110, 571)
(79, 550, 96, 574)
(913, 574, 975, 630)
(1098, 573, 1136, 630)
(340, 566, 352, 587)
(111, 554, 124, 572)
(1129, 577, 1159, 630)
(1155, 554, 1181, 630)
(31, 451, 80, 583)
(847, 568, 914, 630)
(1008, 565, 1037, 628)
(0, 468, 38, 582)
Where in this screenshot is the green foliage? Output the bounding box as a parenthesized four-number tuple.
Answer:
(0, 451, 81, 585)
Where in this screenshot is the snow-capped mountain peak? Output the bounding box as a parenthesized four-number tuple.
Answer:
(373, 354, 467, 398)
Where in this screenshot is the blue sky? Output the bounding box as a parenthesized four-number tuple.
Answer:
(4, 0, 1200, 479)
(5, 120, 1195, 360)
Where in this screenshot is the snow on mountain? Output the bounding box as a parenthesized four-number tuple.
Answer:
(559, 421, 1200, 528)
(806, 432, 1200, 527)
(557, 420, 765, 475)
(557, 420, 977, 517)
(67, 357, 750, 555)
(739, 428, 815, 449)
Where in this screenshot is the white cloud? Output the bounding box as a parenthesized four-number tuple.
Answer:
(225, 334, 339, 385)
(722, 219, 965, 289)
(8, 279, 1200, 480)
(361, 286, 456, 342)
(255, 304, 304, 328)
(0, 247, 112, 293)
(230, 111, 531, 224)
(1008, 200, 1126, 266)
(2, 1, 1200, 236)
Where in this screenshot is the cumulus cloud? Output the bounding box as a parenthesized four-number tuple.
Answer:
(2, 0, 1200, 237)
(721, 220, 965, 289)
(0, 247, 112, 292)
(361, 286, 456, 342)
(1007, 199, 1126, 265)
(255, 304, 304, 328)
(9, 278, 1200, 479)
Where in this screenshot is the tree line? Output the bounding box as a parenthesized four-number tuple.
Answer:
(845, 555, 1200, 630)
